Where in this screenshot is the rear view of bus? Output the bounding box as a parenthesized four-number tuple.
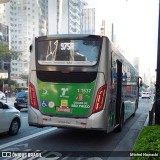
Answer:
(28, 35, 109, 131)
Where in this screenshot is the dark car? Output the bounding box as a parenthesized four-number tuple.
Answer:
(14, 91, 28, 110)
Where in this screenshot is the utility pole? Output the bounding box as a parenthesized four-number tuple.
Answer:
(155, 0, 160, 124)
(7, 63, 11, 97)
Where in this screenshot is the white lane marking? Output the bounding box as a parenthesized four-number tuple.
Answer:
(0, 128, 56, 150)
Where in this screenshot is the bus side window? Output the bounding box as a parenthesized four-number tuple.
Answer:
(111, 51, 117, 91)
(111, 51, 113, 85)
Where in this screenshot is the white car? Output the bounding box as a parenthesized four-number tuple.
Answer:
(0, 100, 21, 135)
(141, 92, 151, 99)
(0, 91, 5, 99)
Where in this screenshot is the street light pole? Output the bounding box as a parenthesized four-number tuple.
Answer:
(155, 0, 160, 124)
(7, 63, 11, 97)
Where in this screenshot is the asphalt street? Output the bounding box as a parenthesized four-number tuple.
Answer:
(0, 96, 153, 160)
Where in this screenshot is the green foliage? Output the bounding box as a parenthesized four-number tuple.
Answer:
(0, 43, 10, 60)
(133, 126, 160, 160)
(0, 43, 21, 61)
(0, 78, 17, 91)
(20, 73, 28, 80)
(10, 49, 21, 60)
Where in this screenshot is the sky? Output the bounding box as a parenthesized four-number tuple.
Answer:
(86, 0, 159, 78)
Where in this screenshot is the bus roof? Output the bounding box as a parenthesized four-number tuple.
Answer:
(36, 34, 105, 40)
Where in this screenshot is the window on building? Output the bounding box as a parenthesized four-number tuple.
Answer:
(19, 63, 22, 67)
(19, 41, 22, 44)
(18, 24, 22, 27)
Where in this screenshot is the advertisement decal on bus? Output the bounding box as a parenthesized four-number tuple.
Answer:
(37, 79, 96, 116)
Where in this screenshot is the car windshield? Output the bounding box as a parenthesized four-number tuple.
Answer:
(17, 92, 27, 98)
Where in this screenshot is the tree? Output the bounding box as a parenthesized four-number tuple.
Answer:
(0, 43, 22, 95)
(0, 43, 10, 61)
(10, 49, 21, 60)
(0, 78, 17, 92)
(20, 74, 28, 80)
(0, 43, 21, 62)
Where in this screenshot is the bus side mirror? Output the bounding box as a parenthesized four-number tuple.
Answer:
(140, 80, 142, 87)
(138, 76, 142, 88)
(29, 44, 32, 53)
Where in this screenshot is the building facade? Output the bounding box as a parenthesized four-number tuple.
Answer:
(133, 57, 139, 73)
(0, 0, 48, 78)
(0, 23, 8, 45)
(82, 8, 95, 34)
(48, 0, 87, 34)
(100, 20, 114, 42)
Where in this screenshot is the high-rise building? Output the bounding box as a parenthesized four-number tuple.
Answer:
(133, 57, 139, 73)
(82, 8, 95, 34)
(48, 0, 87, 34)
(100, 20, 114, 42)
(0, 0, 48, 77)
(0, 23, 8, 45)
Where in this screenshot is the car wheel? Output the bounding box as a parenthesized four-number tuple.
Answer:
(9, 119, 20, 135)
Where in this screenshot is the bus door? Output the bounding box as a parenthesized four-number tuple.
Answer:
(115, 60, 122, 125)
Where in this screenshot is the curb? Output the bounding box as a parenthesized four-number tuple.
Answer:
(144, 113, 149, 126)
(144, 100, 155, 127)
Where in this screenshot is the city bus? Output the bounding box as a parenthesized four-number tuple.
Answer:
(28, 34, 142, 133)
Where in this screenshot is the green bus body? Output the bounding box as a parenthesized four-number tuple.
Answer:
(38, 79, 96, 116)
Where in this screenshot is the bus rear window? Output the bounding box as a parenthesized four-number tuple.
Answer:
(37, 39, 101, 66)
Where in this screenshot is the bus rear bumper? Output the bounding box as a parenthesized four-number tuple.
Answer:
(28, 107, 107, 130)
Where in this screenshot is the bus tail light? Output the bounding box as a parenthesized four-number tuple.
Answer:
(93, 84, 107, 113)
(29, 82, 39, 110)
